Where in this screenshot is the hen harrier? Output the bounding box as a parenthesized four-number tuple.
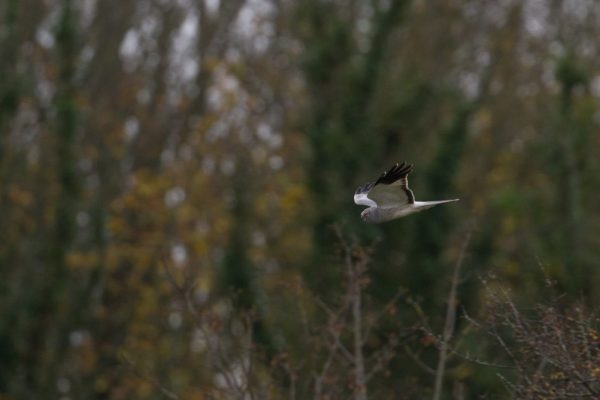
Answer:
(354, 162, 458, 223)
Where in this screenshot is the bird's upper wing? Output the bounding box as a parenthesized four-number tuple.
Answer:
(354, 162, 415, 208)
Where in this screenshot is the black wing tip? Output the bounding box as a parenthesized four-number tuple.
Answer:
(376, 161, 413, 185)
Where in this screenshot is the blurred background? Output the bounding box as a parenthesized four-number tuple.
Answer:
(1, 0, 600, 398)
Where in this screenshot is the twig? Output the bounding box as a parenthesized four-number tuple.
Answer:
(120, 352, 180, 400)
(350, 257, 368, 400)
(404, 346, 436, 375)
(432, 226, 472, 400)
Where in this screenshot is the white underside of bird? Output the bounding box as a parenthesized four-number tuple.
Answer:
(354, 162, 458, 223)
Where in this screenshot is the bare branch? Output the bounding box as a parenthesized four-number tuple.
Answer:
(432, 226, 473, 400)
(120, 353, 180, 400)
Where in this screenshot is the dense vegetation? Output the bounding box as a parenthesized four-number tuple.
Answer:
(1, 0, 599, 398)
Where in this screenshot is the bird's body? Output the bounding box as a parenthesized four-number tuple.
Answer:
(360, 200, 459, 223)
(354, 162, 458, 223)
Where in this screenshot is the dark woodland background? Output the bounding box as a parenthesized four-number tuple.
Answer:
(1, 0, 600, 399)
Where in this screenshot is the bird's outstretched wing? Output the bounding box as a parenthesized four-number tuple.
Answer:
(354, 162, 415, 208)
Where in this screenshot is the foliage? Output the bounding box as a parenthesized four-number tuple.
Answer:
(474, 281, 600, 399)
(1, 0, 600, 399)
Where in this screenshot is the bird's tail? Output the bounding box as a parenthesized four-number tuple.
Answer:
(415, 199, 459, 210)
(425, 199, 459, 205)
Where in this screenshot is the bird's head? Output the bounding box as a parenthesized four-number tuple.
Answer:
(360, 208, 374, 223)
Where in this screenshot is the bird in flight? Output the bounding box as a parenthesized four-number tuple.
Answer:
(354, 162, 458, 223)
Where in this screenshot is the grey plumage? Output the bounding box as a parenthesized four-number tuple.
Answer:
(354, 162, 458, 223)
